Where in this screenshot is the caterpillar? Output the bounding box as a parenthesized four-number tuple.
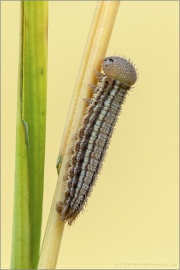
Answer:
(56, 56, 137, 225)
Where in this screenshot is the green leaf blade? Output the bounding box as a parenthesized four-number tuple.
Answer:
(11, 2, 48, 269)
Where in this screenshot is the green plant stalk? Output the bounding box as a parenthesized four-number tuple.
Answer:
(11, 2, 48, 269)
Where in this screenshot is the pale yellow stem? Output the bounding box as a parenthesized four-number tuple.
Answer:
(38, 1, 120, 269)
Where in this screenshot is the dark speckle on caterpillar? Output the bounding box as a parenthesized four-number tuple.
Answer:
(56, 56, 137, 225)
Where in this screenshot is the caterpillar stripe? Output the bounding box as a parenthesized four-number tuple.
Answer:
(56, 56, 137, 225)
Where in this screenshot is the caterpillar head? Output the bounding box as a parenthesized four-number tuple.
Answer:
(103, 56, 137, 87)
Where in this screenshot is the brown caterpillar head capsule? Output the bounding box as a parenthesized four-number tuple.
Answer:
(103, 56, 137, 87)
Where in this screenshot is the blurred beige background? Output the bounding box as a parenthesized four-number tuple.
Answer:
(1, 1, 179, 269)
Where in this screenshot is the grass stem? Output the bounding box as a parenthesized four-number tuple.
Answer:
(38, 2, 119, 269)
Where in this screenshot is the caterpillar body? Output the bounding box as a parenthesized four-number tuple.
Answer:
(56, 56, 137, 225)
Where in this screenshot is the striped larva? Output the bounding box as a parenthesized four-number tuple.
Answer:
(56, 56, 137, 225)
